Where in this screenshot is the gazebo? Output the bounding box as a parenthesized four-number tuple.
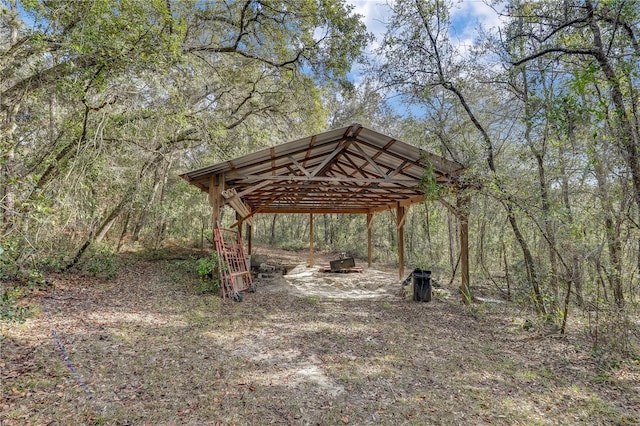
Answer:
(180, 123, 471, 300)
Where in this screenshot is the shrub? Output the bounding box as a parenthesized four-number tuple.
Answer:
(195, 252, 221, 294)
(1, 287, 32, 323)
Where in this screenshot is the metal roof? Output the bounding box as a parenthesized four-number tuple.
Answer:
(180, 123, 465, 215)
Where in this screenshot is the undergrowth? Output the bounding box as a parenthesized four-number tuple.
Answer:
(78, 245, 123, 280)
(195, 252, 221, 294)
(0, 287, 32, 323)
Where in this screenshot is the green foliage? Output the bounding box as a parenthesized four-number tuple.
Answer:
(0, 239, 46, 290)
(81, 245, 120, 280)
(1, 288, 32, 323)
(0, 241, 18, 279)
(195, 252, 221, 294)
(419, 159, 441, 201)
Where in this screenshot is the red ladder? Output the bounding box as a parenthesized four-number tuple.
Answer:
(213, 224, 255, 301)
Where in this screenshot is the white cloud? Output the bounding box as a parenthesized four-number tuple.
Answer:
(346, 0, 394, 51)
(347, 0, 503, 51)
(450, 0, 504, 48)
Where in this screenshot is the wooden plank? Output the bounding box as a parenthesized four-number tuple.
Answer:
(386, 160, 409, 181)
(320, 266, 363, 273)
(351, 141, 388, 177)
(310, 140, 348, 177)
(229, 195, 279, 227)
(372, 139, 397, 161)
(270, 147, 276, 175)
(231, 180, 272, 200)
(288, 155, 312, 177)
(302, 135, 316, 167)
(343, 154, 374, 179)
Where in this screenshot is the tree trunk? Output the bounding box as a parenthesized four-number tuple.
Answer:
(586, 0, 640, 214)
(504, 201, 545, 315)
(65, 197, 128, 270)
(153, 158, 171, 249)
(447, 210, 455, 274)
(443, 82, 546, 315)
(117, 211, 130, 252)
(561, 110, 584, 306)
(323, 213, 329, 246)
(269, 214, 277, 246)
(131, 165, 163, 243)
(1, 2, 20, 232)
(593, 154, 624, 307)
(65, 147, 166, 268)
(535, 151, 559, 305)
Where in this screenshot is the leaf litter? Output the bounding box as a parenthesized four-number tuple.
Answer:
(1, 247, 639, 425)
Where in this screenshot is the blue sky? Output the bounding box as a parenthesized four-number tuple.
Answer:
(344, 0, 504, 116)
(346, 0, 503, 49)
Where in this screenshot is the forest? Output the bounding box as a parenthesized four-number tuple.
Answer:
(1, 0, 640, 424)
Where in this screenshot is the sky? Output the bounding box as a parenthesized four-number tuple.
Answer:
(346, 0, 504, 51)
(344, 0, 504, 115)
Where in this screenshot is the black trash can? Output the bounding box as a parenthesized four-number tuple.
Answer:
(413, 268, 432, 302)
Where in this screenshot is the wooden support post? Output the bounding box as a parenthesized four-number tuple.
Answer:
(247, 222, 252, 255)
(236, 212, 243, 240)
(397, 205, 405, 279)
(208, 174, 222, 232)
(457, 194, 471, 303)
(309, 213, 314, 267)
(367, 213, 373, 268)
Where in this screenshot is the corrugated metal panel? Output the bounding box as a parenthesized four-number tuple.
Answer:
(179, 123, 465, 214)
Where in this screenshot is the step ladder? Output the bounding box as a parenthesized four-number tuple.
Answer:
(213, 224, 255, 301)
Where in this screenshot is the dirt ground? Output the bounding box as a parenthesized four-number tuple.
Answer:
(1, 247, 639, 425)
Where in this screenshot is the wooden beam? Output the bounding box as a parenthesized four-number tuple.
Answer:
(309, 213, 314, 267)
(242, 175, 418, 185)
(351, 141, 388, 177)
(208, 174, 223, 226)
(288, 155, 312, 177)
(457, 193, 471, 303)
(386, 160, 409, 181)
(310, 141, 348, 177)
(397, 205, 405, 279)
(226, 180, 271, 201)
(372, 138, 397, 160)
(396, 204, 410, 229)
(343, 153, 374, 179)
(367, 213, 373, 268)
(368, 194, 428, 214)
(247, 222, 252, 255)
(229, 195, 280, 227)
(260, 207, 371, 214)
(302, 135, 316, 167)
(236, 212, 243, 240)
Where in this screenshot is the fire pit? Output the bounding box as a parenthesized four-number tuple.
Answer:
(320, 255, 362, 273)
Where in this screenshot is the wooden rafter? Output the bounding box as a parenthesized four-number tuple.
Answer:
(181, 124, 466, 217)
